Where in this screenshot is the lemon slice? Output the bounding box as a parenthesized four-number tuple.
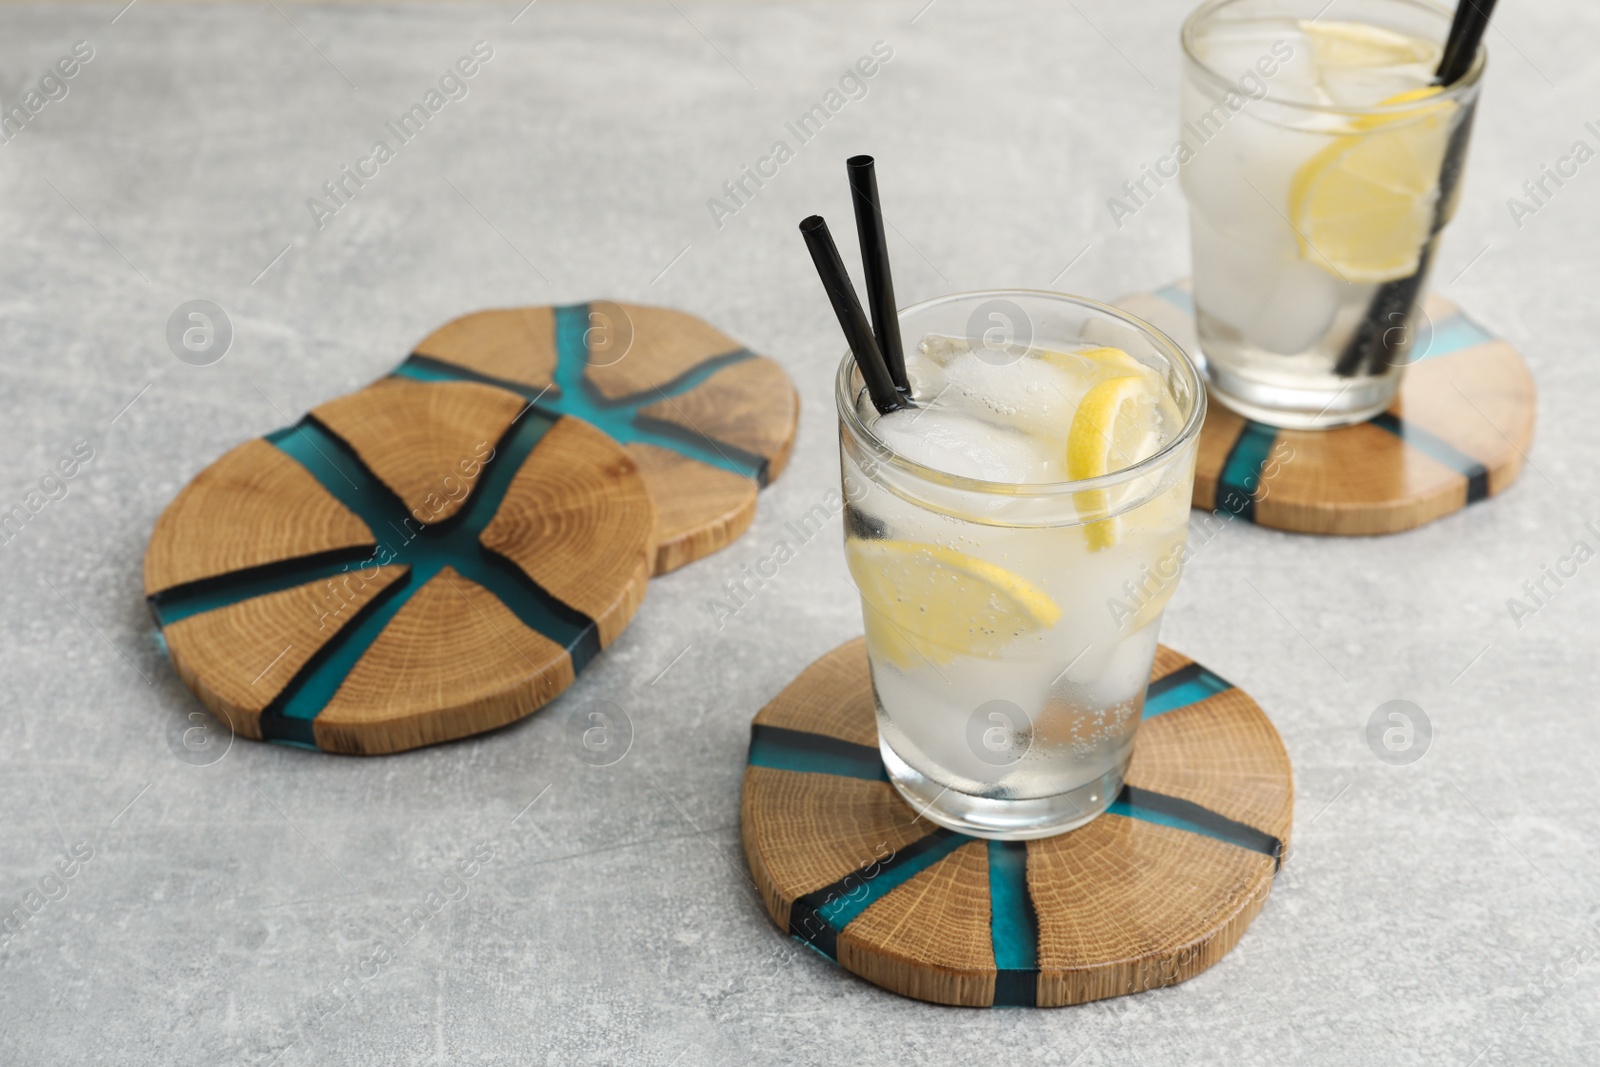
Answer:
(1300, 19, 1438, 68)
(1288, 85, 1454, 283)
(845, 539, 1060, 668)
(1066, 375, 1161, 550)
(1075, 345, 1142, 374)
(1039, 344, 1149, 383)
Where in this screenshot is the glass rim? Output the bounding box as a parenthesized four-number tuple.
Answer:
(834, 289, 1207, 498)
(1180, 0, 1487, 118)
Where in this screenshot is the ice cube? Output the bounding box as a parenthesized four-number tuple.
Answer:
(917, 333, 985, 367)
(872, 406, 1051, 483)
(1248, 259, 1344, 354)
(932, 351, 1090, 446)
(1300, 19, 1441, 105)
(1193, 22, 1323, 106)
(1190, 210, 1276, 335)
(1179, 88, 1320, 252)
(902, 345, 947, 400)
(1090, 628, 1163, 708)
(1318, 64, 1435, 107)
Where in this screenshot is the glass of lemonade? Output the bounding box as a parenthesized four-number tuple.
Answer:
(837, 291, 1205, 839)
(1180, 0, 1485, 429)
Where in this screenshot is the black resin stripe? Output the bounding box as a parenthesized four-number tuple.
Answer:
(147, 544, 377, 627)
(1147, 661, 1204, 699)
(748, 724, 887, 781)
(1111, 785, 1282, 868)
(255, 570, 414, 747)
(1369, 412, 1490, 503)
(787, 829, 969, 960)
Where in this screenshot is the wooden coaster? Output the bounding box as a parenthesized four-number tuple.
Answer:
(1116, 281, 1536, 535)
(740, 639, 1292, 1008)
(395, 301, 799, 573)
(143, 377, 655, 755)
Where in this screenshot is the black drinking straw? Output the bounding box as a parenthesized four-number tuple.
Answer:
(800, 215, 908, 415)
(846, 156, 909, 396)
(1334, 0, 1497, 378)
(1437, 0, 1497, 86)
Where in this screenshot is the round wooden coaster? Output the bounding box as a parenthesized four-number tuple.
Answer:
(740, 639, 1292, 1008)
(1116, 281, 1536, 535)
(395, 301, 799, 573)
(143, 376, 655, 755)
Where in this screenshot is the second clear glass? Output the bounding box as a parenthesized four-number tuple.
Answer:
(1179, 0, 1485, 428)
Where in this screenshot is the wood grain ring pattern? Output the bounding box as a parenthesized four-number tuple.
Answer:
(741, 639, 1292, 1008)
(399, 301, 799, 573)
(144, 380, 654, 755)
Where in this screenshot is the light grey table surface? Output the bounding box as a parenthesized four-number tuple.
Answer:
(1, 1, 1596, 1063)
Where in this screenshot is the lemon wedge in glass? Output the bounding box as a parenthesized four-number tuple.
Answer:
(1066, 374, 1163, 550)
(1288, 84, 1455, 283)
(844, 539, 1060, 668)
(1301, 19, 1438, 69)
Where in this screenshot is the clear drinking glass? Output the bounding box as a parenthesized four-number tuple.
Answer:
(1180, 0, 1485, 429)
(836, 291, 1206, 839)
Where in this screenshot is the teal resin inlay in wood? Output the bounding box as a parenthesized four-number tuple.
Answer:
(1143, 661, 1234, 718)
(988, 839, 1040, 1006)
(394, 303, 769, 485)
(1215, 420, 1278, 523)
(148, 409, 601, 749)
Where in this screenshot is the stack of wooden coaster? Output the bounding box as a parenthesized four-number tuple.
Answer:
(144, 302, 799, 754)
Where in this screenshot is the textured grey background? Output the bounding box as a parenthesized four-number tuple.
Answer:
(1, 1, 1597, 1063)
